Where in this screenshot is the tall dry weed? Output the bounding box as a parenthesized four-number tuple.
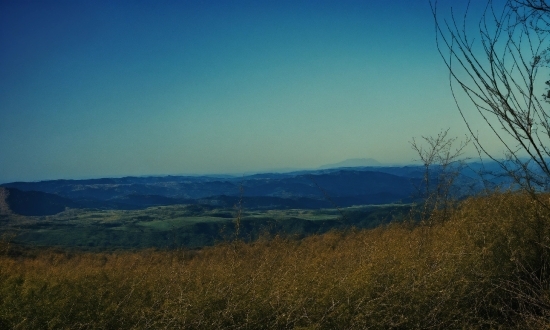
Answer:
(0, 192, 549, 328)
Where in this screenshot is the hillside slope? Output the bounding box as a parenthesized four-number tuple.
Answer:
(1, 168, 424, 213)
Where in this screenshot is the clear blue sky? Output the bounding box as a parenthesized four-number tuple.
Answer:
(0, 0, 492, 183)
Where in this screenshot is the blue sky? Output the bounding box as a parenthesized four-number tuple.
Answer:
(0, 0, 494, 182)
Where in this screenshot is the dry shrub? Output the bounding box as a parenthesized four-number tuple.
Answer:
(0, 192, 549, 329)
(450, 192, 550, 327)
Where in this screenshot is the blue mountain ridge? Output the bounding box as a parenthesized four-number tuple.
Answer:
(0, 162, 510, 216)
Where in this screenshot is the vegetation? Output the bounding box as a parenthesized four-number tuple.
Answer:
(1, 204, 408, 250)
(1, 191, 549, 329)
(433, 0, 550, 195)
(3, 1, 550, 327)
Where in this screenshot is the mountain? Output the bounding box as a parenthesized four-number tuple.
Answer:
(3, 160, 509, 215)
(0, 166, 426, 214)
(2, 187, 77, 216)
(319, 158, 382, 169)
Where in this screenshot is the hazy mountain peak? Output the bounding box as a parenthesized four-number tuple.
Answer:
(319, 158, 382, 169)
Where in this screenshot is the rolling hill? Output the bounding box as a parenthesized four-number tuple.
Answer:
(0, 166, 428, 215)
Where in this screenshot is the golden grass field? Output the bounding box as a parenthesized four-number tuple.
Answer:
(1, 192, 549, 329)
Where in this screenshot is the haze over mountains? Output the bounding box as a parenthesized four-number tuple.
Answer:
(0, 159, 502, 216)
(318, 158, 382, 169)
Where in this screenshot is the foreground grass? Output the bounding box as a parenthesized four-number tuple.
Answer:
(1, 192, 549, 329)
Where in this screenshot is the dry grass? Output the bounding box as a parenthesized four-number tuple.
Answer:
(0, 192, 549, 329)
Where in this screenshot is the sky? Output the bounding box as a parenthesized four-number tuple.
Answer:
(0, 0, 504, 183)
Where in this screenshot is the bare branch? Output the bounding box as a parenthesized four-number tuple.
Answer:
(432, 0, 550, 197)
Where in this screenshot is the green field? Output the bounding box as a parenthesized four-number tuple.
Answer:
(1, 203, 410, 250)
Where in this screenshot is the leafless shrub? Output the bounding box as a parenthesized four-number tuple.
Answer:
(410, 128, 471, 223)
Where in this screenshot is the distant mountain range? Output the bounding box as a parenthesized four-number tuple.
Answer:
(319, 158, 382, 169)
(0, 160, 511, 216)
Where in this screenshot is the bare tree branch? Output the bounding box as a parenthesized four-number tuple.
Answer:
(432, 0, 550, 198)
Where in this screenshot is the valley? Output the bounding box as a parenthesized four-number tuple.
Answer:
(0, 164, 494, 250)
(1, 202, 410, 250)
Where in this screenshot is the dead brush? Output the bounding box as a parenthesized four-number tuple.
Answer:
(1, 192, 550, 328)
